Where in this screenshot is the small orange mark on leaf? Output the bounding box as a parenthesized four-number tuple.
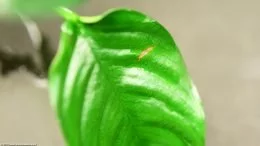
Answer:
(138, 47, 154, 61)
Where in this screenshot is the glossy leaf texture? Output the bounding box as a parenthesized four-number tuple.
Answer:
(49, 9, 205, 146)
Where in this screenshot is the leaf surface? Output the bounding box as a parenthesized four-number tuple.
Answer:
(0, 0, 83, 17)
(49, 9, 205, 146)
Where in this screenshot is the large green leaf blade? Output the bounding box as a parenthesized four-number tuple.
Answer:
(49, 9, 205, 146)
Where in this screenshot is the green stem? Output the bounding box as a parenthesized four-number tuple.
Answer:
(56, 7, 103, 24)
(56, 7, 79, 23)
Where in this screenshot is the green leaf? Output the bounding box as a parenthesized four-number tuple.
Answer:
(48, 8, 205, 146)
(0, 0, 83, 17)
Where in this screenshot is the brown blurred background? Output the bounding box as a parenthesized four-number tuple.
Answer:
(0, 0, 260, 145)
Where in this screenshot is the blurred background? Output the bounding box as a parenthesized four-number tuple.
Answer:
(0, 0, 260, 145)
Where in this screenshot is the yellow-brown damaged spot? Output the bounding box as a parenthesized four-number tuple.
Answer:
(138, 46, 154, 61)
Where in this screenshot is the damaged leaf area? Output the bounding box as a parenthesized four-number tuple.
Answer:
(48, 8, 205, 146)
